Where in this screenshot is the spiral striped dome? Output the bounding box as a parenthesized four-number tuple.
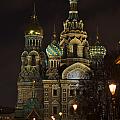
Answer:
(46, 40, 63, 58)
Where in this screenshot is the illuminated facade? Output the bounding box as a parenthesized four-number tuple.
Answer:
(15, 0, 110, 120)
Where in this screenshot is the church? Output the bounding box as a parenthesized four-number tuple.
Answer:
(14, 0, 117, 120)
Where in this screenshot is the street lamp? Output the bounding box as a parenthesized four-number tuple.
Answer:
(109, 84, 116, 96)
(59, 112, 62, 120)
(73, 104, 78, 111)
(109, 83, 117, 120)
(73, 103, 78, 120)
(51, 115, 55, 120)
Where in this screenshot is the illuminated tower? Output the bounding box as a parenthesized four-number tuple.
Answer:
(43, 0, 93, 120)
(15, 4, 45, 120)
(89, 28, 107, 120)
(60, 0, 89, 59)
(60, 0, 90, 80)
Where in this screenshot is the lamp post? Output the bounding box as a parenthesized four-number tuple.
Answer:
(59, 112, 62, 120)
(51, 115, 55, 120)
(73, 103, 78, 120)
(109, 83, 117, 120)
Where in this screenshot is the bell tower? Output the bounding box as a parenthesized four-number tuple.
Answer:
(15, 3, 45, 119)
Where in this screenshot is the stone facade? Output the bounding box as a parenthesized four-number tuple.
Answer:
(15, 0, 107, 120)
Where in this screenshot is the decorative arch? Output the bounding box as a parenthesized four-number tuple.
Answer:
(21, 51, 29, 66)
(21, 51, 29, 57)
(28, 50, 39, 66)
(29, 50, 39, 57)
(62, 63, 91, 79)
(52, 100, 59, 105)
(68, 99, 76, 115)
(70, 37, 81, 45)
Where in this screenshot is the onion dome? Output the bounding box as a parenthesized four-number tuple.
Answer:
(25, 3, 43, 36)
(24, 4, 43, 48)
(115, 56, 120, 64)
(25, 16, 43, 36)
(46, 28, 63, 58)
(89, 31, 106, 59)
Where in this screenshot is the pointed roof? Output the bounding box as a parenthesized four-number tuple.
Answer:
(26, 108, 40, 119)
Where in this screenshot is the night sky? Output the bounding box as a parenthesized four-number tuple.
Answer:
(0, 0, 120, 107)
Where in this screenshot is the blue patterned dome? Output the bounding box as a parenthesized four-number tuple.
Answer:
(46, 40, 63, 58)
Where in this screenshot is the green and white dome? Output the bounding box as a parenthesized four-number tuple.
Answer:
(46, 40, 63, 58)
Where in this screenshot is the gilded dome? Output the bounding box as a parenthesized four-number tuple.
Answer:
(25, 16, 43, 36)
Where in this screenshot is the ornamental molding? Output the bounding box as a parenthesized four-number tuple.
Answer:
(62, 62, 91, 79)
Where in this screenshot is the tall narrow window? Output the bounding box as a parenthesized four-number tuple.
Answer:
(63, 44, 67, 58)
(53, 89, 57, 96)
(73, 44, 77, 57)
(31, 55, 36, 66)
(51, 61, 53, 67)
(53, 106, 57, 114)
(70, 89, 75, 96)
(76, 89, 80, 96)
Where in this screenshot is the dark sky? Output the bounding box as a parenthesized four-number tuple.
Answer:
(0, 0, 120, 107)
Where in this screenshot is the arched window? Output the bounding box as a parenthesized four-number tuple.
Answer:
(31, 55, 36, 66)
(73, 44, 77, 57)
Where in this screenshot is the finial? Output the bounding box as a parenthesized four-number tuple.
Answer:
(53, 24, 56, 34)
(96, 25, 99, 40)
(32, 0, 36, 20)
(32, 80, 36, 98)
(53, 24, 57, 40)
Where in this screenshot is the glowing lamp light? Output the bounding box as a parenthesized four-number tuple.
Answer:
(33, 80, 35, 83)
(73, 104, 77, 111)
(59, 112, 63, 116)
(51, 115, 55, 120)
(29, 30, 34, 34)
(35, 32, 40, 35)
(33, 118, 36, 120)
(109, 83, 116, 95)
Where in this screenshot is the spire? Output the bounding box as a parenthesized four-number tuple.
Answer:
(96, 26, 99, 41)
(63, 0, 83, 31)
(31, 0, 37, 22)
(68, 0, 79, 20)
(32, 80, 36, 98)
(53, 24, 57, 41)
(33, 2, 36, 19)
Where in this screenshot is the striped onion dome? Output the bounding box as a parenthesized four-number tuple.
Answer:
(46, 39, 63, 58)
(89, 40, 106, 58)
